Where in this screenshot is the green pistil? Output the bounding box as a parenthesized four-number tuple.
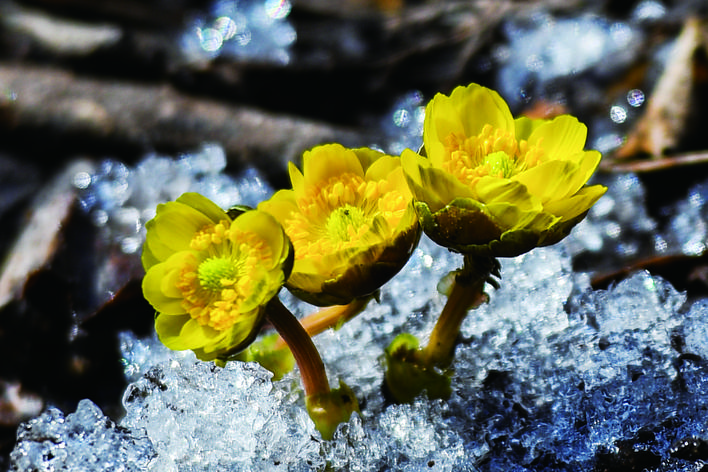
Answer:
(326, 204, 366, 242)
(483, 151, 514, 178)
(198, 257, 237, 291)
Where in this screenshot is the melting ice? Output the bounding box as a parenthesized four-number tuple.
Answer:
(10, 146, 708, 470)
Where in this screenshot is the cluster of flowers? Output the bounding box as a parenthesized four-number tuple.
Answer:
(141, 83, 606, 438)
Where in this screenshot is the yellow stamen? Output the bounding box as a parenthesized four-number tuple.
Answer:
(442, 124, 546, 188)
(190, 220, 231, 251)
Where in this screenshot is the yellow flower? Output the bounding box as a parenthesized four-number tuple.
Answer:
(402, 83, 607, 257)
(141, 193, 293, 361)
(259, 143, 421, 306)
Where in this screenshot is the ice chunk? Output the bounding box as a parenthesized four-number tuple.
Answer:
(665, 180, 708, 256)
(680, 299, 708, 358)
(12, 252, 708, 471)
(120, 359, 323, 471)
(594, 271, 684, 334)
(9, 399, 156, 471)
(495, 12, 642, 108)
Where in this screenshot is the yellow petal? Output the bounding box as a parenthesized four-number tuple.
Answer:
(402, 149, 473, 212)
(143, 258, 189, 315)
(286, 271, 330, 305)
(527, 115, 588, 161)
(394, 202, 419, 233)
(352, 147, 387, 174)
(426, 139, 449, 168)
(258, 189, 298, 223)
(364, 154, 400, 182)
(160, 262, 183, 299)
(450, 83, 515, 138)
(141, 242, 161, 272)
(145, 201, 217, 262)
(231, 210, 288, 270)
(173, 318, 222, 350)
(514, 115, 546, 141)
(176, 192, 230, 224)
(513, 160, 579, 204)
(288, 162, 306, 197)
(426, 84, 515, 153)
(401, 148, 424, 187)
(383, 166, 413, 201)
(219, 311, 262, 349)
(155, 313, 190, 347)
(543, 185, 607, 220)
(240, 269, 282, 313)
(515, 150, 602, 204)
(474, 176, 539, 211)
(488, 203, 558, 232)
(569, 150, 602, 195)
(401, 149, 443, 209)
(302, 144, 364, 187)
(424, 93, 465, 155)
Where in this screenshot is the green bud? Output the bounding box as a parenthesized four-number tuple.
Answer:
(383, 333, 452, 403)
(306, 381, 359, 440)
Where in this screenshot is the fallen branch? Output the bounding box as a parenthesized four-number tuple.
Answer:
(0, 64, 368, 175)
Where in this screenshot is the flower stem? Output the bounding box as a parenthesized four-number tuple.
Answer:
(272, 297, 371, 352)
(265, 298, 330, 396)
(421, 275, 487, 367)
(421, 254, 498, 368)
(383, 254, 498, 403)
(265, 297, 360, 440)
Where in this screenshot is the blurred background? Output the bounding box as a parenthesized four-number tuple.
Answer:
(2, 0, 708, 467)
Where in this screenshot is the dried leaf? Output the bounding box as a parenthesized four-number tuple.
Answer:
(616, 17, 703, 158)
(0, 160, 94, 310)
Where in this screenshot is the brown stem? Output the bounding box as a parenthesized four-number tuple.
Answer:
(272, 297, 370, 351)
(421, 276, 486, 367)
(421, 255, 497, 368)
(266, 298, 330, 397)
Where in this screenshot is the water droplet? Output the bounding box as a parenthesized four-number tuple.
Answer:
(632, 0, 666, 22)
(626, 89, 644, 107)
(264, 0, 291, 20)
(393, 109, 410, 128)
(121, 237, 141, 254)
(73, 172, 92, 190)
(609, 105, 627, 123)
(234, 29, 251, 46)
(198, 27, 224, 52)
(213, 17, 237, 40)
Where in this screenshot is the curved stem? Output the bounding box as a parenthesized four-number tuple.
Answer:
(272, 297, 371, 351)
(265, 298, 330, 397)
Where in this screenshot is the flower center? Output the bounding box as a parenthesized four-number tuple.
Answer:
(176, 222, 273, 331)
(198, 257, 238, 291)
(284, 172, 408, 262)
(482, 151, 514, 179)
(325, 204, 366, 242)
(441, 123, 544, 188)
